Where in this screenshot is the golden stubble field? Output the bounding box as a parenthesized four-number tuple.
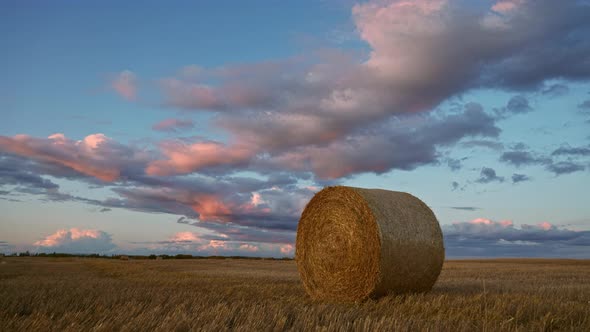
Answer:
(0, 257, 589, 331)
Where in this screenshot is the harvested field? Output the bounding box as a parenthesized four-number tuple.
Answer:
(1, 257, 589, 331)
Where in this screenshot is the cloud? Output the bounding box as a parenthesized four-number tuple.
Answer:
(444, 218, 590, 258)
(511, 173, 531, 184)
(152, 119, 195, 132)
(449, 206, 481, 211)
(499, 150, 550, 167)
(111, 70, 137, 101)
(445, 158, 464, 171)
(460, 140, 504, 151)
(0, 154, 59, 191)
(156, 0, 590, 179)
(498, 144, 589, 176)
(143, 102, 499, 179)
(541, 83, 569, 97)
(579, 100, 590, 111)
(34, 228, 116, 254)
(146, 140, 254, 177)
(545, 161, 586, 175)
(0, 133, 150, 182)
(476, 167, 504, 184)
(551, 144, 590, 157)
(91, 174, 307, 231)
(280, 244, 294, 256)
(494, 95, 533, 119)
(133, 229, 291, 257)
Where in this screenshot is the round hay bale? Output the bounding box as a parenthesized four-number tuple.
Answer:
(296, 186, 444, 302)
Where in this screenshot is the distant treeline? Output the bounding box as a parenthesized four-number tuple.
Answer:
(0, 251, 293, 260)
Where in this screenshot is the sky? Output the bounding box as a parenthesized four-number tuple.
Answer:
(1, 0, 590, 258)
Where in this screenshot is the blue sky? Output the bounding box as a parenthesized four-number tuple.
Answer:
(1, 0, 590, 258)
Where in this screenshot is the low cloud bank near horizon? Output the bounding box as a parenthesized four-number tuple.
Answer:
(444, 219, 590, 258)
(1, 218, 586, 258)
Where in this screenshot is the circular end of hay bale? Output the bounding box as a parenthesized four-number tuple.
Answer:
(296, 186, 444, 302)
(295, 186, 381, 302)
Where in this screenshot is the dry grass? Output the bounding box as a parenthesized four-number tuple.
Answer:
(1, 257, 589, 331)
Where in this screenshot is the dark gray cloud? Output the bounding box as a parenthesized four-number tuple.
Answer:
(476, 167, 504, 184)
(448, 206, 481, 211)
(443, 219, 590, 258)
(545, 161, 586, 175)
(499, 150, 551, 167)
(509, 142, 529, 150)
(250, 102, 500, 180)
(460, 140, 504, 151)
(511, 173, 531, 184)
(552, 145, 590, 157)
(541, 83, 569, 97)
(494, 95, 533, 119)
(0, 154, 59, 191)
(451, 181, 459, 191)
(578, 100, 590, 111)
(499, 143, 589, 177)
(446, 158, 464, 172)
(176, 216, 190, 224)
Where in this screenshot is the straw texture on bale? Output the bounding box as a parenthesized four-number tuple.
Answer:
(296, 186, 444, 302)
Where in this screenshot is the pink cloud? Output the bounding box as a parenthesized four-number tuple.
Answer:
(280, 244, 294, 255)
(0, 133, 127, 182)
(239, 244, 259, 252)
(492, 0, 526, 13)
(152, 118, 195, 132)
(160, 79, 222, 110)
(170, 232, 201, 242)
(34, 228, 115, 253)
(250, 192, 264, 206)
(111, 70, 137, 101)
(468, 218, 514, 227)
(470, 218, 494, 225)
(190, 194, 233, 222)
(456, 218, 563, 233)
(537, 222, 554, 231)
(146, 140, 254, 176)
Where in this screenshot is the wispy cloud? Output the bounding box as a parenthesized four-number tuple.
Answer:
(152, 118, 195, 132)
(111, 70, 137, 101)
(476, 167, 504, 184)
(511, 173, 531, 184)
